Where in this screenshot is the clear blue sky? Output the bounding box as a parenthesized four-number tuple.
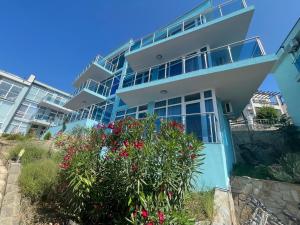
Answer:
(0, 0, 299, 93)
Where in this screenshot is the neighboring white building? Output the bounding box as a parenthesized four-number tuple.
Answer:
(0, 70, 72, 137)
(242, 90, 287, 122)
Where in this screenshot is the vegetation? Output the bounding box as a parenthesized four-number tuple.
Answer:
(2, 133, 29, 141)
(55, 116, 205, 225)
(43, 132, 52, 140)
(19, 159, 58, 200)
(256, 106, 279, 122)
(269, 153, 300, 184)
(233, 164, 273, 180)
(8, 141, 47, 165)
(184, 191, 215, 222)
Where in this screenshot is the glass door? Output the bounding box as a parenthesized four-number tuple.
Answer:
(184, 99, 202, 140)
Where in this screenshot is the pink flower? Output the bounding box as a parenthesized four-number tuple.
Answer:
(119, 150, 129, 158)
(157, 211, 165, 224)
(141, 209, 148, 219)
(134, 140, 144, 150)
(146, 221, 154, 225)
(124, 140, 130, 147)
(191, 154, 197, 160)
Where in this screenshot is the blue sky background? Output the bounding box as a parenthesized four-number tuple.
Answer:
(0, 0, 299, 93)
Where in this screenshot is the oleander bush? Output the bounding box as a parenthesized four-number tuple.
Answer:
(55, 116, 204, 225)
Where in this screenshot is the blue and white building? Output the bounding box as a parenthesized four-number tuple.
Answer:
(0, 70, 72, 137)
(273, 18, 300, 126)
(46, 0, 277, 189)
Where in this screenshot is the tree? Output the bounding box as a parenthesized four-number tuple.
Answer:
(256, 106, 279, 122)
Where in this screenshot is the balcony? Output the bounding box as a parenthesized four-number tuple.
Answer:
(39, 95, 73, 114)
(31, 114, 62, 127)
(65, 79, 110, 110)
(126, 0, 254, 71)
(74, 55, 117, 88)
(117, 37, 278, 115)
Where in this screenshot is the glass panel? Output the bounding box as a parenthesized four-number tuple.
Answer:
(221, 0, 244, 16)
(186, 115, 202, 140)
(135, 71, 149, 85)
(154, 100, 166, 108)
(205, 99, 214, 112)
(123, 74, 135, 88)
(204, 90, 212, 98)
(110, 76, 120, 95)
(169, 24, 182, 36)
(185, 53, 201, 73)
(209, 48, 231, 67)
(168, 97, 181, 105)
(231, 40, 262, 62)
(138, 112, 147, 119)
(116, 110, 125, 116)
(168, 105, 181, 116)
(130, 40, 141, 51)
(139, 105, 148, 111)
(185, 93, 201, 102)
(150, 65, 166, 81)
(117, 53, 125, 70)
(142, 35, 153, 47)
(168, 59, 182, 77)
(154, 108, 166, 117)
(203, 8, 221, 23)
(154, 29, 167, 42)
(184, 18, 197, 31)
(186, 102, 200, 114)
(126, 107, 137, 114)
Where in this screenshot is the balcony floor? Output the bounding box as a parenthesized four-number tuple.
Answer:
(64, 89, 107, 110)
(126, 6, 254, 72)
(117, 55, 277, 118)
(39, 100, 73, 114)
(74, 63, 113, 88)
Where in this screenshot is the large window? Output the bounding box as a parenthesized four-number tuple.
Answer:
(115, 104, 148, 121)
(0, 79, 23, 101)
(15, 101, 38, 120)
(6, 120, 29, 134)
(0, 100, 14, 129)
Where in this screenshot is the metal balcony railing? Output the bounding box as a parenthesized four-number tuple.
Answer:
(42, 95, 67, 107)
(122, 37, 266, 88)
(32, 114, 63, 127)
(75, 55, 117, 83)
(129, 0, 248, 52)
(74, 79, 110, 97)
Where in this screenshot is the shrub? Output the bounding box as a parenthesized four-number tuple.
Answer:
(8, 142, 47, 165)
(232, 164, 272, 180)
(19, 159, 58, 200)
(4, 133, 28, 141)
(43, 132, 52, 140)
(55, 116, 204, 224)
(269, 153, 300, 183)
(184, 191, 215, 222)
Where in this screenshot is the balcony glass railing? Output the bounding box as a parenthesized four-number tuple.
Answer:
(122, 37, 265, 88)
(75, 55, 117, 83)
(129, 0, 248, 52)
(74, 79, 110, 97)
(32, 114, 63, 126)
(155, 113, 220, 143)
(43, 95, 67, 107)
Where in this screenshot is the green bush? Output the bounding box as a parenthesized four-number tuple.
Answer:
(19, 159, 58, 200)
(8, 142, 47, 165)
(55, 116, 204, 224)
(256, 106, 279, 122)
(4, 133, 28, 141)
(232, 164, 272, 180)
(269, 153, 300, 183)
(184, 191, 215, 222)
(43, 132, 52, 140)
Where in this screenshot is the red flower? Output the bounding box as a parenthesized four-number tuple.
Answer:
(123, 140, 130, 147)
(146, 221, 154, 225)
(119, 150, 129, 158)
(141, 209, 148, 219)
(167, 191, 173, 199)
(191, 154, 197, 160)
(107, 122, 114, 129)
(134, 140, 144, 150)
(157, 211, 165, 224)
(101, 134, 106, 141)
(113, 127, 122, 135)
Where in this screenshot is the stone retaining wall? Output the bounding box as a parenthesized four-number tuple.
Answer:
(231, 176, 300, 224)
(0, 163, 21, 225)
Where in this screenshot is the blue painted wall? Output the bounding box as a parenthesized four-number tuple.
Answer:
(273, 19, 300, 126)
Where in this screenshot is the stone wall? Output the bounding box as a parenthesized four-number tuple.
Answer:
(232, 130, 286, 165)
(231, 176, 300, 224)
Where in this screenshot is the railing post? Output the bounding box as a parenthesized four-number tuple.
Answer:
(182, 57, 186, 74)
(166, 27, 169, 38)
(165, 63, 168, 78)
(228, 45, 234, 63)
(219, 5, 223, 17)
(182, 21, 185, 31)
(242, 0, 247, 8)
(256, 37, 266, 55)
(134, 73, 137, 86)
(209, 114, 213, 143)
(152, 33, 156, 43)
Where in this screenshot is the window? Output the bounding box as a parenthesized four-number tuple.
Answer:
(168, 59, 182, 77)
(0, 100, 14, 126)
(0, 80, 22, 101)
(15, 101, 38, 120)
